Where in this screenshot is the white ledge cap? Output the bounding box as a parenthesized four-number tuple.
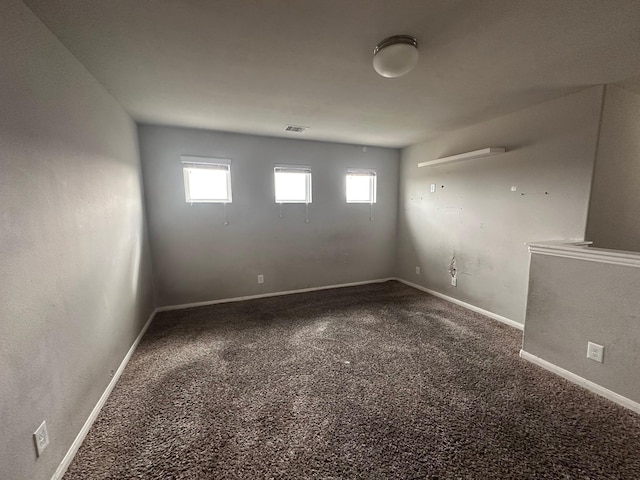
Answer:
(527, 240, 640, 268)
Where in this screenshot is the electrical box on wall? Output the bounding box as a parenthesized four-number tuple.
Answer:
(587, 342, 604, 363)
(33, 421, 49, 457)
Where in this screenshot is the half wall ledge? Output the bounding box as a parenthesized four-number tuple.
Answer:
(527, 240, 640, 268)
(522, 238, 640, 413)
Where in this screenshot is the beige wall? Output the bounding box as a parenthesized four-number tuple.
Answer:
(522, 85, 640, 410)
(0, 2, 155, 479)
(138, 125, 399, 307)
(523, 252, 640, 404)
(396, 87, 603, 324)
(2, 3, 637, 477)
(586, 85, 640, 252)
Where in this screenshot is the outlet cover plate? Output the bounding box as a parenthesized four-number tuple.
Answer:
(34, 421, 49, 457)
(257, 274, 264, 284)
(587, 342, 604, 363)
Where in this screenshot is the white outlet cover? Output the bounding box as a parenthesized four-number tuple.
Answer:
(587, 342, 604, 363)
(34, 421, 49, 457)
(415, 266, 420, 275)
(430, 184, 436, 193)
(257, 274, 264, 284)
(451, 276, 457, 287)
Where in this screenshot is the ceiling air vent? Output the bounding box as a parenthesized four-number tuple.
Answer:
(284, 125, 308, 133)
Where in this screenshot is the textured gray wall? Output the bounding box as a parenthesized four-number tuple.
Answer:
(586, 85, 640, 252)
(523, 253, 640, 403)
(138, 125, 399, 307)
(396, 87, 603, 324)
(0, 2, 155, 479)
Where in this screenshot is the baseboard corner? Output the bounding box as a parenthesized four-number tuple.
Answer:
(519, 349, 640, 415)
(51, 308, 158, 480)
(394, 277, 524, 331)
(156, 277, 397, 313)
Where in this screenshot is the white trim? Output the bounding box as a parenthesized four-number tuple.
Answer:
(394, 278, 524, 331)
(50, 276, 519, 479)
(51, 309, 158, 480)
(155, 278, 396, 312)
(48, 282, 640, 480)
(180, 155, 231, 166)
(528, 241, 640, 268)
(519, 350, 640, 415)
(418, 147, 505, 168)
(273, 164, 312, 172)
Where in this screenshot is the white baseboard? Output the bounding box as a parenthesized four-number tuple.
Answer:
(51, 308, 158, 480)
(519, 350, 640, 415)
(50, 276, 519, 479)
(50, 277, 392, 479)
(394, 278, 524, 331)
(155, 278, 396, 312)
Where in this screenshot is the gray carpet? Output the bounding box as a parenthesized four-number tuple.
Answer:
(64, 281, 640, 479)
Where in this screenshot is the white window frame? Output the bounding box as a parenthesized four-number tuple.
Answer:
(274, 164, 312, 204)
(181, 156, 232, 204)
(346, 168, 377, 204)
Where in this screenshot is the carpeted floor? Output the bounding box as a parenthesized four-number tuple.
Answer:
(64, 281, 640, 479)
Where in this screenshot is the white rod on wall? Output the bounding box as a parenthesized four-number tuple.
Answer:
(418, 147, 505, 168)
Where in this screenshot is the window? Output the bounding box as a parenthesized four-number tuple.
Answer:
(346, 169, 377, 203)
(181, 156, 232, 203)
(274, 165, 312, 203)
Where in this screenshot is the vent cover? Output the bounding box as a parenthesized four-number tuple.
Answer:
(284, 125, 308, 133)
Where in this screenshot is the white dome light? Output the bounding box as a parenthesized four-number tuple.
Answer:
(373, 35, 418, 78)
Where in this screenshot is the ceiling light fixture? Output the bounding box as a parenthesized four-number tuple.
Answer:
(373, 35, 418, 78)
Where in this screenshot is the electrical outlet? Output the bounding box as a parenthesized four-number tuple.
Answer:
(451, 276, 457, 287)
(430, 184, 436, 193)
(33, 421, 49, 457)
(587, 342, 604, 363)
(257, 274, 264, 284)
(415, 266, 420, 275)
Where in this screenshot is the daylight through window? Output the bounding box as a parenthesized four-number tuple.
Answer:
(182, 156, 232, 203)
(274, 165, 312, 203)
(346, 169, 376, 203)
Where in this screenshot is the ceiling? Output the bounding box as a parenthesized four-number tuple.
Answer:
(24, 0, 640, 148)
